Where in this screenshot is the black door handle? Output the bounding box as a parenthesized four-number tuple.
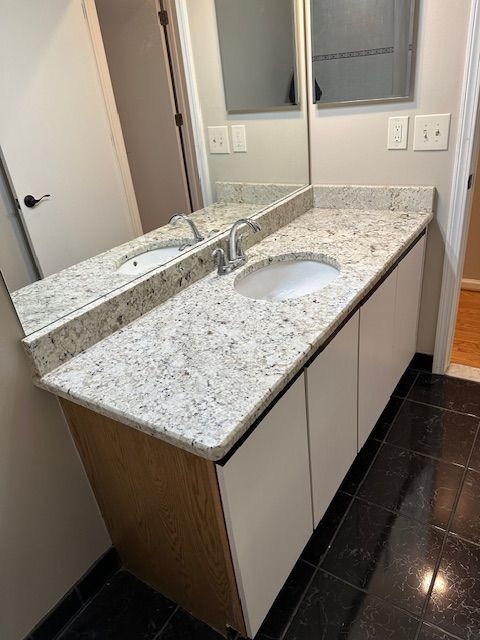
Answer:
(24, 194, 51, 208)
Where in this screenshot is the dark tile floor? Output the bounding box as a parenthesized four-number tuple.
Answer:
(50, 365, 480, 640)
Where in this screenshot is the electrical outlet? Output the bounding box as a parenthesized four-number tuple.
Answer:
(388, 116, 409, 149)
(413, 114, 451, 151)
(231, 125, 247, 153)
(208, 126, 230, 154)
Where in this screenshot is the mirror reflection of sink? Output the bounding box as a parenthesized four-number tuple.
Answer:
(116, 246, 184, 276)
(234, 258, 340, 300)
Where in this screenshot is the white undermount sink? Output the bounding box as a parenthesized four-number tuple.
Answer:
(116, 246, 183, 276)
(234, 258, 340, 300)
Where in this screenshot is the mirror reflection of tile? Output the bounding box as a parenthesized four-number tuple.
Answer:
(311, 0, 417, 104)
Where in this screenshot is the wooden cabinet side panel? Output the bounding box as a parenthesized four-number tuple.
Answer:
(358, 270, 397, 449)
(307, 312, 359, 527)
(61, 399, 246, 637)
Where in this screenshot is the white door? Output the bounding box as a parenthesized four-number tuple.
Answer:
(306, 313, 359, 527)
(0, 0, 138, 277)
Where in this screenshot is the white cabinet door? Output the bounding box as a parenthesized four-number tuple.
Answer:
(358, 270, 397, 449)
(392, 237, 426, 383)
(217, 375, 312, 638)
(306, 313, 359, 527)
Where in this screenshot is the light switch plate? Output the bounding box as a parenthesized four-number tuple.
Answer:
(208, 126, 230, 154)
(388, 116, 409, 149)
(414, 114, 451, 151)
(231, 125, 247, 153)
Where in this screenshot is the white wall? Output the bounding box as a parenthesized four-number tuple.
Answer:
(0, 276, 110, 640)
(184, 0, 309, 194)
(309, 0, 473, 354)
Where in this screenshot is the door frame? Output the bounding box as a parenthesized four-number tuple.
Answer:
(433, 0, 480, 374)
(84, 0, 203, 222)
(174, 0, 214, 206)
(162, 0, 204, 211)
(82, 0, 143, 236)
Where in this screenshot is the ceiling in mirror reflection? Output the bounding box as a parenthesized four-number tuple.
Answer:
(0, 0, 309, 336)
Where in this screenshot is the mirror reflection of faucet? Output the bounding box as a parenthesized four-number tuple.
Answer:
(169, 214, 205, 250)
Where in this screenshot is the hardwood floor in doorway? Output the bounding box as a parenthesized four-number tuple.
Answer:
(452, 289, 480, 368)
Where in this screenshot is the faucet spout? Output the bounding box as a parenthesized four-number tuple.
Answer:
(228, 218, 261, 263)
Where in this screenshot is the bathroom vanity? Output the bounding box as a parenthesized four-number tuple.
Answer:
(25, 185, 434, 639)
(1, 2, 432, 638)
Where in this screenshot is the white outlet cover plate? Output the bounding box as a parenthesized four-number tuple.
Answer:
(414, 114, 451, 151)
(208, 126, 230, 154)
(388, 116, 409, 149)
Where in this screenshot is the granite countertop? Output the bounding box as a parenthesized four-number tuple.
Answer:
(37, 202, 433, 461)
(12, 201, 262, 336)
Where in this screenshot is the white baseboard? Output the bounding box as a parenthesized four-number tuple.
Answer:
(461, 278, 480, 291)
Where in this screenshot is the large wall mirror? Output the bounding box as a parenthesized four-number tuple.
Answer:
(311, 0, 418, 107)
(0, 0, 309, 337)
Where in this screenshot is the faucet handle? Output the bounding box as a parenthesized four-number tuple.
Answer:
(212, 248, 231, 275)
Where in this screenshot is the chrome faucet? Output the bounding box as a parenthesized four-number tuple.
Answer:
(212, 218, 261, 275)
(169, 214, 205, 250)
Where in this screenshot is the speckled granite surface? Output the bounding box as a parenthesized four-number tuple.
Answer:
(217, 182, 304, 205)
(23, 187, 314, 377)
(38, 202, 434, 461)
(12, 201, 261, 336)
(314, 185, 436, 212)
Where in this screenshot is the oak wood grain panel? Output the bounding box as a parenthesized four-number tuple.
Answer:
(61, 400, 245, 637)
